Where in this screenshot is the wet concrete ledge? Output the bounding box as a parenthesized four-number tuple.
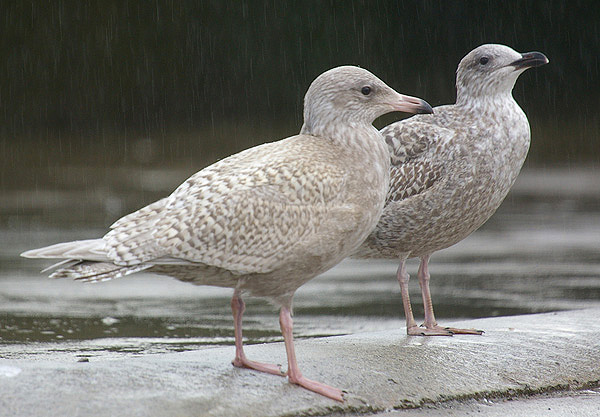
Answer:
(1, 308, 599, 417)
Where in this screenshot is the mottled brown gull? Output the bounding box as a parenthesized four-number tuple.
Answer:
(22, 65, 433, 401)
(355, 44, 548, 336)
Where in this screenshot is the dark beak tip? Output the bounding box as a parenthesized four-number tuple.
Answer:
(418, 100, 434, 115)
(512, 51, 549, 69)
(531, 52, 550, 65)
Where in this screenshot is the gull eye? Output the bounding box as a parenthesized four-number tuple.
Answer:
(361, 86, 372, 95)
(479, 56, 490, 65)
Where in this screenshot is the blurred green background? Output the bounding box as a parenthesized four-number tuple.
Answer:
(1, 0, 598, 185)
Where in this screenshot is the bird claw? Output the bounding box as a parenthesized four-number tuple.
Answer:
(407, 324, 484, 336)
(289, 375, 345, 402)
(445, 327, 484, 335)
(232, 357, 286, 376)
(407, 325, 454, 336)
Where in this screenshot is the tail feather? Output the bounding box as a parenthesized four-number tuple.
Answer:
(41, 259, 81, 273)
(21, 239, 109, 262)
(22, 237, 156, 282)
(50, 261, 152, 283)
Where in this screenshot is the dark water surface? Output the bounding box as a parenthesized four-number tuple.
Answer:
(1, 167, 599, 360)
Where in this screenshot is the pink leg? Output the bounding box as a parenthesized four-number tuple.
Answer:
(279, 306, 344, 402)
(231, 291, 285, 376)
(396, 260, 421, 335)
(418, 256, 483, 336)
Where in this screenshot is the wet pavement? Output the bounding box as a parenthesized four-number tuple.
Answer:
(1, 309, 600, 417)
(374, 388, 600, 417)
(0, 166, 599, 415)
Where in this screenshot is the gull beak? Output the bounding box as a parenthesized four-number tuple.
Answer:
(510, 51, 549, 70)
(390, 94, 434, 115)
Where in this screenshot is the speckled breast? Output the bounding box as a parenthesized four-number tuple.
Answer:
(359, 103, 531, 259)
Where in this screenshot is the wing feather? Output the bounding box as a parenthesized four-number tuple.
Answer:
(381, 120, 455, 203)
(104, 136, 347, 275)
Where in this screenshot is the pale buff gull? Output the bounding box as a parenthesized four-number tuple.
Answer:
(354, 44, 549, 336)
(22, 65, 433, 401)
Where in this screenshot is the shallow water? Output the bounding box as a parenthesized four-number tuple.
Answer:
(1, 167, 599, 360)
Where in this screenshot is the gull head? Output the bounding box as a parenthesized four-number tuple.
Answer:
(456, 44, 549, 103)
(301, 66, 432, 136)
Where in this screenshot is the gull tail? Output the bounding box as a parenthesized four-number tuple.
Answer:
(21, 239, 150, 282)
(50, 261, 152, 283)
(21, 239, 110, 261)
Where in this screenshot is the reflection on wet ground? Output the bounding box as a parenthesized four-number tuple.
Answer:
(1, 167, 599, 360)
